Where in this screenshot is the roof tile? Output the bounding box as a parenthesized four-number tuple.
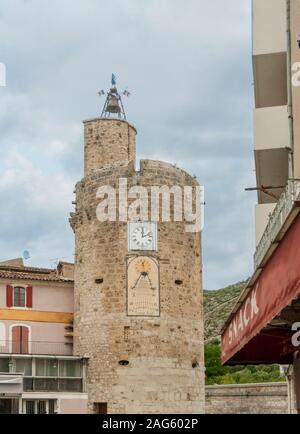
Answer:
(0, 264, 74, 283)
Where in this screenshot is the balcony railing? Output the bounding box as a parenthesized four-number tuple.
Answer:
(254, 180, 300, 269)
(0, 341, 73, 356)
(23, 377, 83, 393)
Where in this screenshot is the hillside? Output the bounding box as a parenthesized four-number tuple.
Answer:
(204, 281, 246, 342)
(203, 280, 284, 385)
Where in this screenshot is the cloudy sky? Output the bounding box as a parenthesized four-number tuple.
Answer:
(0, 0, 256, 290)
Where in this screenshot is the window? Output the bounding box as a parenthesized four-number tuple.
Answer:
(33, 378, 58, 392)
(37, 401, 47, 414)
(11, 326, 29, 354)
(25, 400, 35, 414)
(59, 360, 81, 377)
(17, 357, 84, 393)
(58, 378, 82, 392)
(15, 358, 32, 376)
(0, 399, 19, 414)
(21, 359, 84, 393)
(24, 400, 57, 414)
(36, 359, 58, 377)
(13, 287, 26, 307)
(48, 400, 56, 414)
(6, 286, 33, 308)
(0, 358, 9, 373)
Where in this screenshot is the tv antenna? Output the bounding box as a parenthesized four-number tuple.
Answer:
(23, 250, 30, 261)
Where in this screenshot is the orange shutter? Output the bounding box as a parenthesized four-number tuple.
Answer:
(26, 286, 33, 308)
(6, 285, 13, 307)
(12, 326, 21, 353)
(21, 327, 29, 354)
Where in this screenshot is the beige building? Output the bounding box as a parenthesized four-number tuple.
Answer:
(0, 259, 88, 414)
(70, 81, 205, 414)
(253, 0, 294, 249)
(221, 0, 300, 414)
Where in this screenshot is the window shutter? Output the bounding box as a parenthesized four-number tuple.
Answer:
(26, 286, 33, 308)
(6, 285, 13, 307)
(12, 326, 21, 353)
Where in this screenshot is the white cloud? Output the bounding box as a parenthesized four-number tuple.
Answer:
(0, 148, 75, 266)
(46, 140, 70, 157)
(0, 0, 255, 288)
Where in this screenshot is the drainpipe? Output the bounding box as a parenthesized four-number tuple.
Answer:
(286, 371, 293, 414)
(286, 0, 294, 181)
(282, 364, 293, 413)
(294, 351, 300, 414)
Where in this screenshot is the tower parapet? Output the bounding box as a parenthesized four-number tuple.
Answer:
(83, 118, 136, 176)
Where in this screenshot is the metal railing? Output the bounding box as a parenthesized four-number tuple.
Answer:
(254, 180, 300, 269)
(0, 341, 73, 356)
(23, 377, 83, 393)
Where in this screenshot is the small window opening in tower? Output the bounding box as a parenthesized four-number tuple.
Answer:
(124, 326, 130, 341)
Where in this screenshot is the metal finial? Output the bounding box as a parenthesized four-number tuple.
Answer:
(111, 73, 117, 87)
(98, 74, 131, 120)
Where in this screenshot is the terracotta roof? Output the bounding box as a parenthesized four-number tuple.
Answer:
(0, 264, 74, 283)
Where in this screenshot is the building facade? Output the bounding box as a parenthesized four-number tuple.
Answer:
(221, 0, 300, 414)
(70, 84, 204, 413)
(0, 259, 88, 414)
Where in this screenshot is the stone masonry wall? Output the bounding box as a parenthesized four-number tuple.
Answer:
(71, 119, 204, 414)
(83, 118, 136, 176)
(205, 382, 288, 414)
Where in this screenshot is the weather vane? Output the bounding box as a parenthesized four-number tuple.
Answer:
(98, 74, 131, 120)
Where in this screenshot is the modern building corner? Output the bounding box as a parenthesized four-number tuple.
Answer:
(221, 0, 300, 414)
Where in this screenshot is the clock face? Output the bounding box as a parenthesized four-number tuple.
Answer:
(132, 227, 153, 248)
(128, 222, 157, 251)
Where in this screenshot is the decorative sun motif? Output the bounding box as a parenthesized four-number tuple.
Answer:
(135, 259, 152, 274)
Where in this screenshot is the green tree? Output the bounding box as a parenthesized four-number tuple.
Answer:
(205, 342, 284, 385)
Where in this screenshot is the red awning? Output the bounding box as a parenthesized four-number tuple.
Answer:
(225, 329, 296, 365)
(221, 213, 300, 364)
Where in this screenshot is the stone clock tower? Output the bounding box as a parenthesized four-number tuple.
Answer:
(70, 77, 204, 414)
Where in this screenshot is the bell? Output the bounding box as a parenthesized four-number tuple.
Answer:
(106, 94, 121, 114)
